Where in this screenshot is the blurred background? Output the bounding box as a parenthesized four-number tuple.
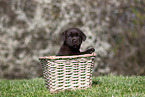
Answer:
(0, 0, 145, 79)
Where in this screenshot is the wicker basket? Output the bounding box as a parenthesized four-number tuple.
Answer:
(39, 53, 96, 93)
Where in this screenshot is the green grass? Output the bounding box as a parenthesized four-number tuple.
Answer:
(0, 75, 145, 97)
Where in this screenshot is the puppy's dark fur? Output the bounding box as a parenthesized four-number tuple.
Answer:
(57, 28, 95, 56)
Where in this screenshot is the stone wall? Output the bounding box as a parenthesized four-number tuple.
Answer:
(0, 0, 144, 79)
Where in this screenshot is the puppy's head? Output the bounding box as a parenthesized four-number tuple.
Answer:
(61, 28, 86, 49)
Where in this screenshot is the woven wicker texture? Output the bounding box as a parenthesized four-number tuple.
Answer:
(39, 53, 96, 93)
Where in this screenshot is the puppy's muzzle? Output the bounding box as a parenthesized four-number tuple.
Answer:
(72, 39, 78, 43)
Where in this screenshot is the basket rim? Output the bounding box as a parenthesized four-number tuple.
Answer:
(39, 53, 96, 60)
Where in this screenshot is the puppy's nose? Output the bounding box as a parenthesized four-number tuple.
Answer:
(73, 39, 77, 43)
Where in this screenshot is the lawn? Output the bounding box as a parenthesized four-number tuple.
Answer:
(0, 75, 144, 97)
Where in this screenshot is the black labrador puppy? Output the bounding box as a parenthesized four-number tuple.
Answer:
(57, 28, 95, 56)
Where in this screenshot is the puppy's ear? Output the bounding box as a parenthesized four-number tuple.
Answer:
(80, 31, 86, 41)
(61, 30, 67, 41)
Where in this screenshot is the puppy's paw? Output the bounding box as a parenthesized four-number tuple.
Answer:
(86, 48, 95, 54)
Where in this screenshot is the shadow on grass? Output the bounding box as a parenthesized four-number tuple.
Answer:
(92, 80, 102, 86)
